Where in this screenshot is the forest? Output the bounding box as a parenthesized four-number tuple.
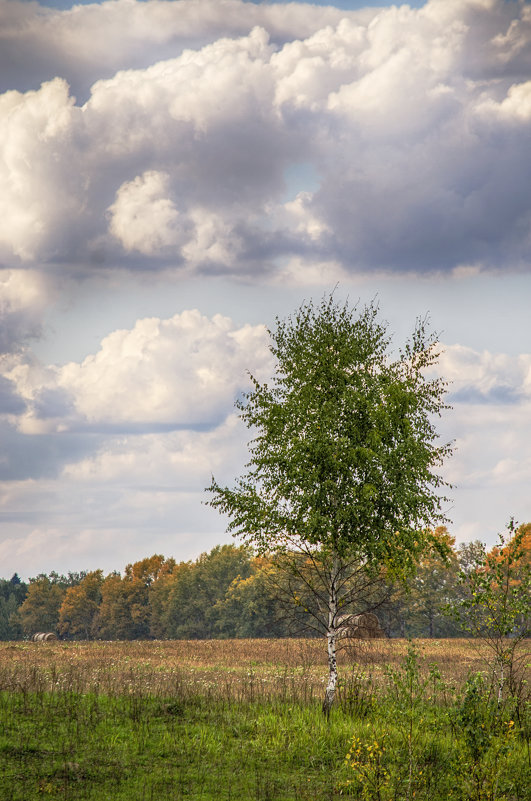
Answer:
(1, 523, 529, 642)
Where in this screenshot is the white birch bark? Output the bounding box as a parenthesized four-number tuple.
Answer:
(322, 553, 340, 716)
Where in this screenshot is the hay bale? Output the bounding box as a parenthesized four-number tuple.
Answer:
(351, 612, 380, 630)
(336, 612, 385, 639)
(32, 632, 57, 642)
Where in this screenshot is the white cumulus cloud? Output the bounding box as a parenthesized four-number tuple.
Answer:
(108, 171, 187, 257)
(0, 0, 530, 278)
(435, 341, 531, 541)
(3, 309, 271, 432)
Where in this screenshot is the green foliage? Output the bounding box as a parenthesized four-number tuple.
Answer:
(452, 673, 522, 801)
(382, 644, 448, 800)
(0, 574, 27, 605)
(0, 576, 27, 640)
(0, 594, 23, 640)
(456, 521, 530, 640)
(95, 556, 177, 640)
(454, 673, 503, 763)
(0, 547, 295, 642)
(15, 576, 66, 636)
(58, 571, 104, 640)
(208, 295, 452, 712)
(2, 523, 528, 645)
(341, 646, 529, 800)
(95, 573, 138, 640)
(387, 528, 463, 638)
(0, 690, 352, 800)
(162, 544, 255, 638)
(208, 296, 452, 572)
(457, 540, 487, 576)
(447, 520, 531, 701)
(30, 571, 88, 588)
(214, 558, 287, 638)
(1, 641, 528, 801)
(11, 571, 89, 639)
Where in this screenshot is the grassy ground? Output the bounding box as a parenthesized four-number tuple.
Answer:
(0, 639, 529, 800)
(0, 691, 354, 800)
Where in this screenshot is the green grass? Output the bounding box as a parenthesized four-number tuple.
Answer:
(0, 685, 529, 800)
(0, 640, 529, 800)
(0, 691, 353, 800)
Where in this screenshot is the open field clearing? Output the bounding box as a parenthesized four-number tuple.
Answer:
(0, 639, 529, 800)
(0, 638, 508, 700)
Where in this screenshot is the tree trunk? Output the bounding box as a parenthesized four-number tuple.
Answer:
(323, 624, 338, 717)
(322, 554, 339, 717)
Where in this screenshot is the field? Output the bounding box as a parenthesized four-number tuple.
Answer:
(0, 638, 529, 800)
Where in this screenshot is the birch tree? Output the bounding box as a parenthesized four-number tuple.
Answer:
(208, 296, 452, 714)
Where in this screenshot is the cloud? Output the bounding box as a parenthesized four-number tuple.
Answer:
(59, 310, 270, 428)
(434, 342, 531, 539)
(0, 376, 25, 415)
(0, 79, 83, 264)
(2, 308, 271, 436)
(440, 344, 531, 404)
(0, 270, 52, 351)
(0, 420, 99, 481)
(0, 0, 531, 278)
(1, 0, 531, 575)
(0, 415, 248, 578)
(108, 171, 188, 257)
(107, 172, 249, 269)
(0, 307, 271, 563)
(0, 0, 368, 100)
(1, 318, 530, 574)
(62, 412, 246, 488)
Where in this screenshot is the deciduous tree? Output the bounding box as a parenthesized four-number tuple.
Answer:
(450, 520, 531, 702)
(16, 576, 66, 636)
(163, 545, 253, 638)
(208, 296, 452, 713)
(215, 555, 288, 638)
(0, 575, 27, 640)
(58, 570, 103, 639)
(403, 527, 460, 637)
(96, 555, 175, 639)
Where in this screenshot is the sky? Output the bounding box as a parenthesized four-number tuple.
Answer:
(0, 0, 530, 580)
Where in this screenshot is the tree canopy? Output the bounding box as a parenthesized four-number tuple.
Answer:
(209, 296, 452, 570)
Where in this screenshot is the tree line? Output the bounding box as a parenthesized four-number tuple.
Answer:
(1, 524, 528, 641)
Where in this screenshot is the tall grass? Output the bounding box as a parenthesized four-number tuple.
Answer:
(0, 639, 529, 800)
(0, 639, 499, 701)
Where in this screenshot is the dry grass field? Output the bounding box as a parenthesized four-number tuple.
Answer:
(0, 637, 514, 701)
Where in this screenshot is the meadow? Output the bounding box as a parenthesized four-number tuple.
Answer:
(0, 638, 529, 800)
